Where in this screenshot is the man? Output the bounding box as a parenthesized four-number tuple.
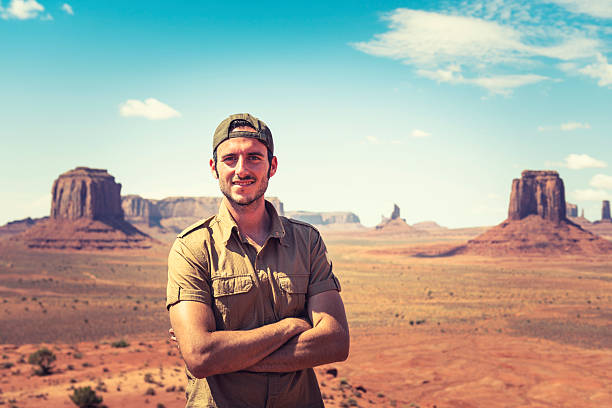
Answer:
(166, 113, 349, 407)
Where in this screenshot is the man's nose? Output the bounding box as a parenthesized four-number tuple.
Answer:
(235, 156, 249, 176)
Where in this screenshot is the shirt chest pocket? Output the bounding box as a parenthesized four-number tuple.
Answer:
(212, 274, 255, 330)
(274, 272, 309, 318)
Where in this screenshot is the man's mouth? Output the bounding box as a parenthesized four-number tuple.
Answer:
(232, 179, 255, 186)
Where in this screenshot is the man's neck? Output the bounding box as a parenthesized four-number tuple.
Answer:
(223, 197, 270, 246)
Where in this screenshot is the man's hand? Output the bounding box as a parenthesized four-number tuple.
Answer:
(245, 290, 349, 372)
(169, 301, 312, 379)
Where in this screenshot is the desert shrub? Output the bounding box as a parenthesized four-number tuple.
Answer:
(73, 352, 83, 359)
(28, 347, 56, 376)
(2, 362, 14, 369)
(144, 373, 155, 383)
(111, 339, 129, 348)
(145, 387, 156, 396)
(69, 386, 104, 408)
(340, 398, 358, 407)
(157, 404, 166, 408)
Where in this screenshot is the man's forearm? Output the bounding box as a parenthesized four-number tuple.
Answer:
(246, 320, 349, 372)
(170, 301, 310, 379)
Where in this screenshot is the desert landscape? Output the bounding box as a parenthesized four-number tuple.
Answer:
(4, 2, 612, 407)
(0, 168, 611, 408)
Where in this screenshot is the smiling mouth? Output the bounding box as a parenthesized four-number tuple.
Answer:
(232, 179, 255, 186)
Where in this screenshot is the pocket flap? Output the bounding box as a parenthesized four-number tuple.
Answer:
(212, 275, 253, 297)
(277, 274, 308, 294)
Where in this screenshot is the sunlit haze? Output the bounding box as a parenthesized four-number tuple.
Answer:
(1, 0, 611, 228)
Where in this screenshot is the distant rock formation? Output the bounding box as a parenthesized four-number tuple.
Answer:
(51, 167, 123, 221)
(602, 200, 611, 221)
(460, 170, 612, 256)
(375, 204, 424, 234)
(390, 204, 400, 220)
(284, 211, 362, 228)
(122, 196, 285, 235)
(508, 170, 565, 223)
(19, 167, 152, 250)
(566, 203, 578, 218)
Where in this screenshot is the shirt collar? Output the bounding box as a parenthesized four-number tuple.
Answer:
(217, 199, 287, 246)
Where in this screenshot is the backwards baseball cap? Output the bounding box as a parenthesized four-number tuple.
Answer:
(213, 113, 274, 155)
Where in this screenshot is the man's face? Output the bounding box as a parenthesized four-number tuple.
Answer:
(210, 135, 277, 207)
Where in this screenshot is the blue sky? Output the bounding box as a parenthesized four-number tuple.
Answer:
(1, 0, 611, 228)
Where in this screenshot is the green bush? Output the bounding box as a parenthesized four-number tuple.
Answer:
(28, 347, 56, 376)
(69, 386, 104, 408)
(111, 339, 129, 348)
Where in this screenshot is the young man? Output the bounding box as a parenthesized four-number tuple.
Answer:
(167, 113, 349, 407)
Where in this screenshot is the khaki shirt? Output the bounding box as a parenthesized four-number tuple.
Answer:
(167, 200, 341, 408)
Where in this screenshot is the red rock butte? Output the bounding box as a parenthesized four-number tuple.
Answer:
(19, 167, 153, 250)
(461, 170, 612, 256)
(51, 167, 124, 221)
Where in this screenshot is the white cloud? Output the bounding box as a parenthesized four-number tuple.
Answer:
(352, 10, 532, 66)
(590, 174, 612, 189)
(564, 153, 607, 169)
(469, 73, 549, 95)
(544, 0, 612, 19)
(418, 64, 548, 95)
(411, 129, 431, 138)
(119, 98, 181, 120)
(561, 122, 591, 131)
(579, 53, 612, 87)
(539, 122, 592, 131)
(571, 189, 611, 201)
(1, 0, 44, 19)
(61, 3, 73, 15)
(365, 135, 380, 144)
(351, 5, 606, 93)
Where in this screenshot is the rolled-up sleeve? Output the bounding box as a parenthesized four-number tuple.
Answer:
(307, 230, 341, 298)
(166, 238, 211, 310)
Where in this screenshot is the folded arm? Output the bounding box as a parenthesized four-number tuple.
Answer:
(246, 290, 349, 372)
(169, 300, 311, 379)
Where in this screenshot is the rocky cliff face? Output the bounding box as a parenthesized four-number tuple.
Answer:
(602, 200, 611, 221)
(19, 167, 152, 250)
(51, 167, 123, 221)
(121, 196, 285, 238)
(508, 170, 566, 223)
(122, 195, 160, 225)
(284, 211, 361, 226)
(390, 204, 400, 220)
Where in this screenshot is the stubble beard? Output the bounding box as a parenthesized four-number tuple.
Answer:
(220, 175, 269, 208)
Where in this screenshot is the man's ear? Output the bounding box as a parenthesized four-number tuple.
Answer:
(269, 156, 278, 178)
(209, 158, 218, 179)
